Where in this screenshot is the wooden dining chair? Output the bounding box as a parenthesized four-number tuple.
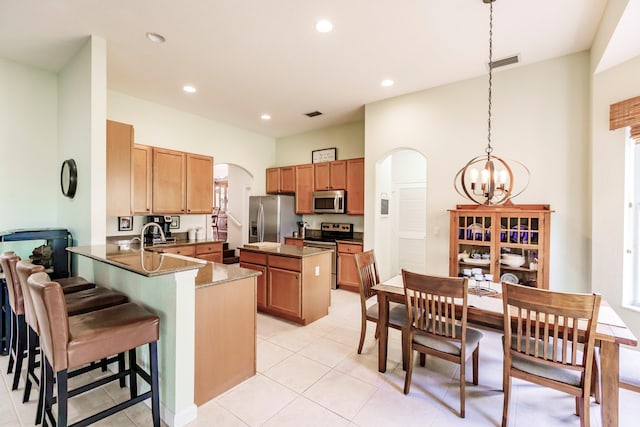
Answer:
(401, 269, 482, 418)
(354, 250, 407, 357)
(501, 282, 601, 427)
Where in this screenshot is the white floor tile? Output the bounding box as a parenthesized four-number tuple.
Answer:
(263, 395, 350, 427)
(256, 338, 293, 373)
(263, 353, 332, 393)
(303, 370, 377, 419)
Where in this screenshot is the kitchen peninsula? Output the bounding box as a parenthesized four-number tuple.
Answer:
(68, 245, 260, 426)
(239, 244, 332, 325)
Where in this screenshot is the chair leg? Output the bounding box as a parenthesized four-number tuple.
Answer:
(7, 311, 16, 374)
(459, 358, 466, 418)
(472, 346, 479, 385)
(12, 314, 27, 390)
(43, 357, 55, 425)
(580, 391, 590, 427)
(129, 349, 138, 398)
(35, 349, 45, 425)
(374, 322, 380, 339)
(502, 369, 512, 427)
(23, 326, 39, 402)
(57, 370, 68, 427)
(357, 316, 367, 354)
(403, 342, 414, 394)
(118, 352, 126, 387)
(149, 342, 160, 427)
(419, 352, 426, 367)
(591, 351, 600, 404)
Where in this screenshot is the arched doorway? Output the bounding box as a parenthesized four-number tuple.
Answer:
(374, 149, 427, 280)
(211, 163, 253, 255)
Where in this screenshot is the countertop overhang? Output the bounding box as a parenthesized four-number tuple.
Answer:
(239, 244, 334, 258)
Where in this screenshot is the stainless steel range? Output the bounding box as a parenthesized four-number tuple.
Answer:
(303, 223, 354, 290)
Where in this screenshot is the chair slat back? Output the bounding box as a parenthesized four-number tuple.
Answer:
(27, 271, 71, 372)
(402, 269, 468, 343)
(502, 282, 600, 374)
(355, 250, 380, 301)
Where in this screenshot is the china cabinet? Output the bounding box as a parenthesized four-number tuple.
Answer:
(448, 204, 551, 289)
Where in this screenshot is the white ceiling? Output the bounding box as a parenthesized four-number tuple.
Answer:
(0, 0, 609, 138)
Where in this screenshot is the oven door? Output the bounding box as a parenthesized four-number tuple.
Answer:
(303, 240, 337, 289)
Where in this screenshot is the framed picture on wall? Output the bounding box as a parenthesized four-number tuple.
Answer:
(312, 147, 337, 163)
(170, 216, 180, 229)
(118, 216, 133, 231)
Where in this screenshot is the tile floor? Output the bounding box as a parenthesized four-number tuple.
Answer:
(2, 288, 640, 426)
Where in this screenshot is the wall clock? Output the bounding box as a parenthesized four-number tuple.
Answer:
(60, 159, 78, 198)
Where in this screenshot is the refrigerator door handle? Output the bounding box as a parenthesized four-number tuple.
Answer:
(257, 203, 265, 242)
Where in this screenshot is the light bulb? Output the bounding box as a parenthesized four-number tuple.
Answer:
(470, 168, 479, 183)
(481, 168, 490, 184)
(499, 170, 508, 184)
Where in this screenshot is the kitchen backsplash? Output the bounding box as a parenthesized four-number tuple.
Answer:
(300, 214, 364, 232)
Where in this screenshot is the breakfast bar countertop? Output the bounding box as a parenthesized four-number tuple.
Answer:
(68, 245, 207, 277)
(194, 261, 261, 288)
(240, 244, 333, 258)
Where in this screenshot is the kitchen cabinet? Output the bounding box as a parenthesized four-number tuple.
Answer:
(314, 160, 346, 191)
(239, 248, 331, 325)
(158, 244, 196, 258)
(294, 164, 314, 214)
(449, 204, 551, 289)
(346, 158, 364, 215)
(337, 242, 363, 292)
(284, 237, 304, 247)
(195, 242, 223, 263)
(132, 144, 152, 214)
(266, 166, 295, 194)
(152, 147, 186, 214)
(186, 153, 214, 214)
(106, 120, 133, 216)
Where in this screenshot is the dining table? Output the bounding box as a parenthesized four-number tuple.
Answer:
(372, 276, 638, 427)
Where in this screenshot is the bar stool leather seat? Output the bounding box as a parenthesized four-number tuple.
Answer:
(65, 287, 129, 317)
(55, 276, 95, 294)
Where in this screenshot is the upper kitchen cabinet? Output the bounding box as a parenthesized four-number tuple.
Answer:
(346, 157, 364, 215)
(266, 166, 295, 194)
(314, 160, 346, 191)
(294, 164, 314, 214)
(152, 147, 186, 214)
(186, 153, 214, 214)
(106, 120, 133, 217)
(132, 144, 152, 214)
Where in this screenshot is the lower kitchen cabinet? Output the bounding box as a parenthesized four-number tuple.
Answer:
(268, 267, 301, 318)
(239, 248, 331, 325)
(337, 242, 363, 292)
(195, 242, 223, 263)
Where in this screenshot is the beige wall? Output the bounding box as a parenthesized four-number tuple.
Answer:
(365, 52, 591, 292)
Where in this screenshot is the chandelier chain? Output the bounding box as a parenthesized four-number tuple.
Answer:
(486, 1, 493, 156)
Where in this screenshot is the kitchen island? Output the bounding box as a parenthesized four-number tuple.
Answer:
(239, 244, 332, 325)
(68, 245, 260, 427)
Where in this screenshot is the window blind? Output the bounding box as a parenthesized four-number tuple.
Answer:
(610, 95, 640, 143)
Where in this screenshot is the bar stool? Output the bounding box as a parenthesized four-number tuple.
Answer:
(28, 272, 160, 427)
(16, 260, 129, 421)
(0, 252, 27, 390)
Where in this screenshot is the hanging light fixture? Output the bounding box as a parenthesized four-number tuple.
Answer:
(454, 0, 529, 206)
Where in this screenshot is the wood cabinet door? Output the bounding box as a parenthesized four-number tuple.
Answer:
(268, 267, 301, 317)
(240, 262, 268, 309)
(106, 120, 133, 217)
(295, 163, 314, 214)
(337, 252, 360, 290)
(280, 166, 296, 193)
(161, 245, 196, 257)
(284, 238, 304, 247)
(132, 144, 152, 214)
(314, 163, 331, 190)
(198, 253, 223, 263)
(186, 153, 213, 214)
(329, 160, 347, 189)
(346, 158, 364, 215)
(266, 168, 280, 194)
(153, 148, 186, 213)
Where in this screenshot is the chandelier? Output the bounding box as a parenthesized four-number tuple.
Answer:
(454, 0, 529, 206)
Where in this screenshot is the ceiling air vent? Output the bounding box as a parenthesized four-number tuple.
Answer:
(305, 111, 323, 118)
(489, 55, 519, 69)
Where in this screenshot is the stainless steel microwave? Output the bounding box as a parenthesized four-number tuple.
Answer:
(312, 190, 346, 214)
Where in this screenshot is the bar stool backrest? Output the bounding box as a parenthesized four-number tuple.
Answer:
(0, 252, 24, 315)
(16, 260, 46, 334)
(28, 271, 70, 372)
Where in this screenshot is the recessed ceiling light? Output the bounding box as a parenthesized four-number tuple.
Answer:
(381, 79, 394, 87)
(145, 32, 166, 43)
(183, 85, 196, 93)
(315, 20, 333, 33)
(261, 114, 271, 121)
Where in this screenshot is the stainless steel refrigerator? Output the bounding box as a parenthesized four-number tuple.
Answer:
(248, 195, 301, 244)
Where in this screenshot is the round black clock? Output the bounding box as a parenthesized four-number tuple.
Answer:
(60, 159, 78, 198)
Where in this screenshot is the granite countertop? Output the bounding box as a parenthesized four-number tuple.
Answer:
(239, 244, 333, 258)
(194, 262, 262, 288)
(284, 236, 364, 244)
(68, 245, 207, 277)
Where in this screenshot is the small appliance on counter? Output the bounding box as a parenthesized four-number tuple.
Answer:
(144, 215, 172, 244)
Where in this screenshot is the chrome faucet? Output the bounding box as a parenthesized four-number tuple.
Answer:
(139, 222, 166, 245)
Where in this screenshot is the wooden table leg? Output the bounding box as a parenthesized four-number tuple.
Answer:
(600, 340, 620, 427)
(377, 292, 389, 373)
